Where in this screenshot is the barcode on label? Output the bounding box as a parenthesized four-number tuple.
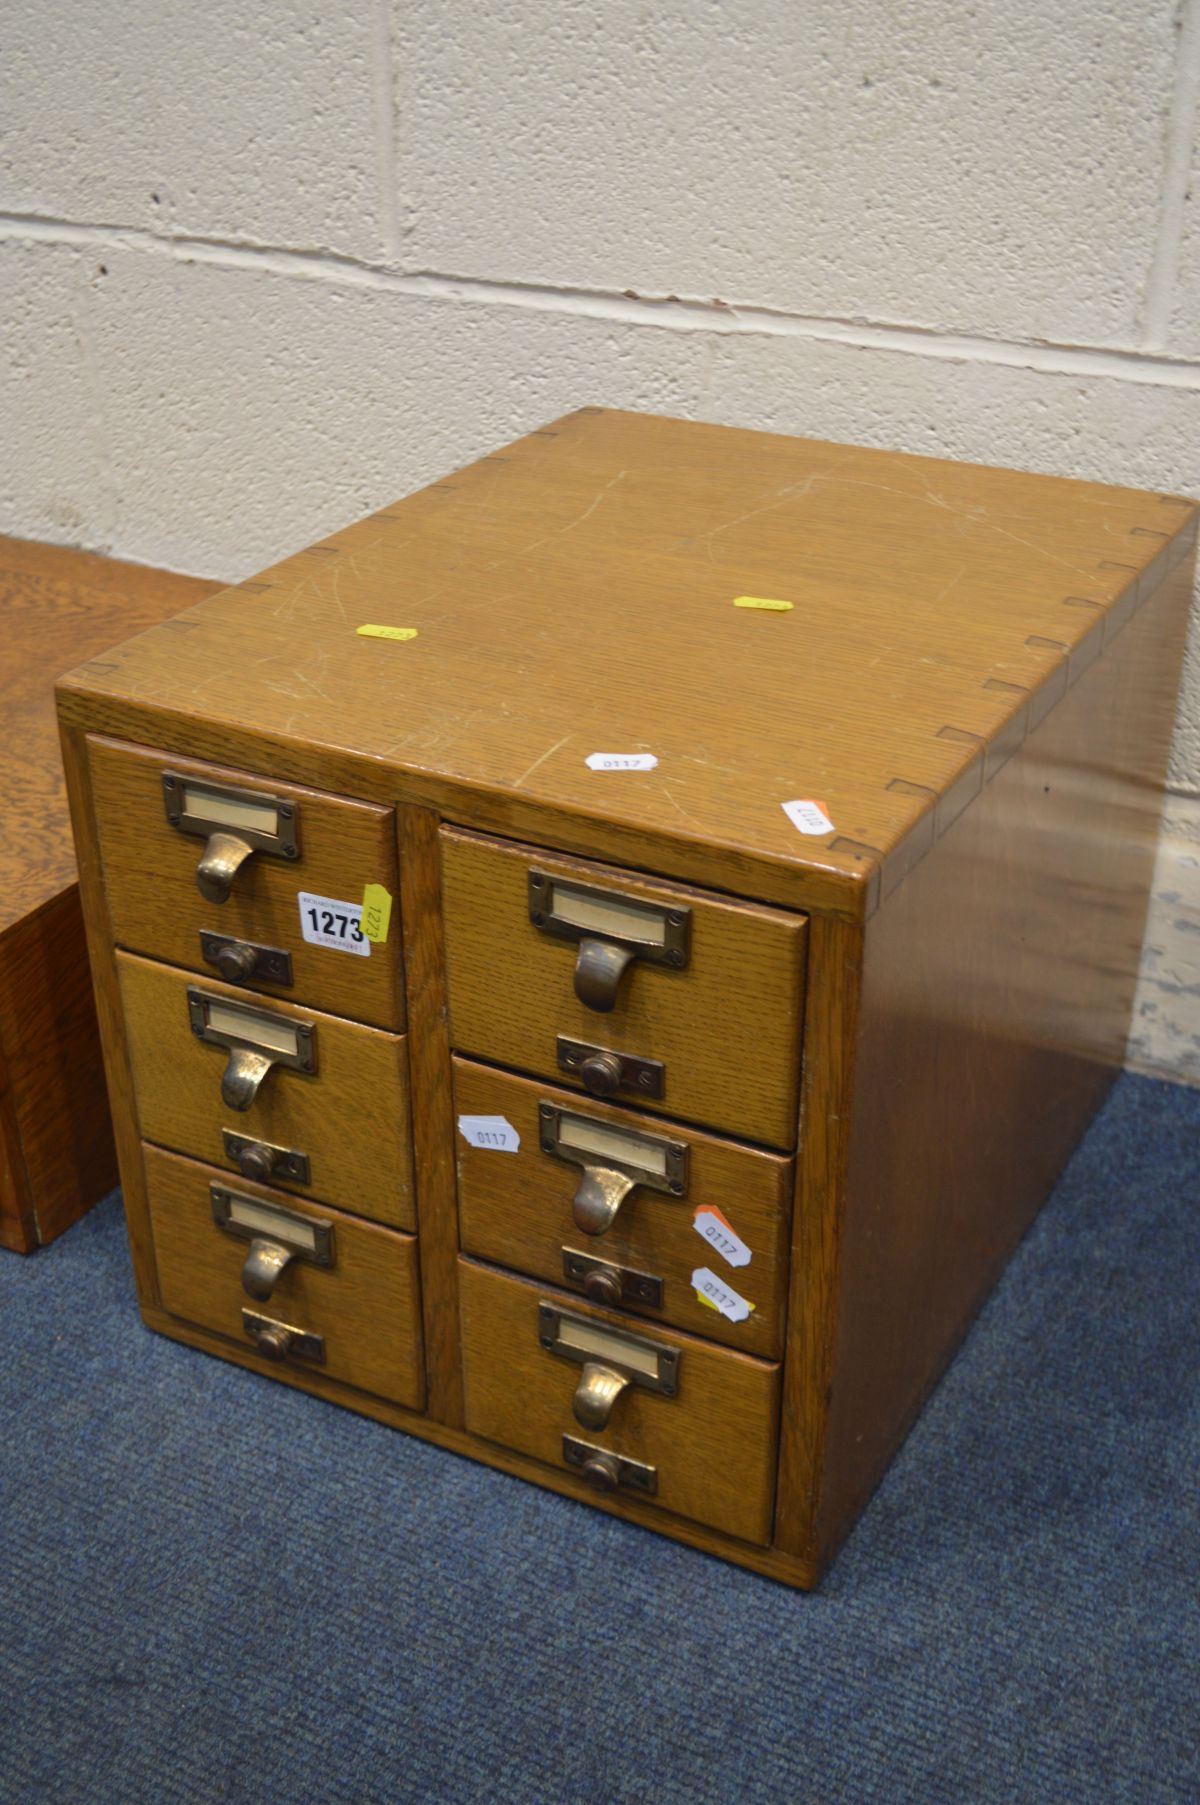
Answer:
(297, 892, 371, 957)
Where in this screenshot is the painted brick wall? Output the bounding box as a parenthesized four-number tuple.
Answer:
(2, 0, 1198, 1076)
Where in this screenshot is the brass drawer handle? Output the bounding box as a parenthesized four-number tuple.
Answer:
(197, 831, 256, 904)
(187, 988, 316, 1112)
(538, 1301, 680, 1431)
(223, 1049, 274, 1111)
(573, 939, 637, 1012)
(574, 1363, 632, 1430)
(211, 1183, 334, 1301)
(539, 1102, 687, 1236)
(528, 871, 690, 1012)
(162, 772, 300, 903)
(242, 1238, 299, 1300)
(574, 1166, 635, 1237)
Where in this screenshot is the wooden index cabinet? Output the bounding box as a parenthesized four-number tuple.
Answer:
(56, 410, 1197, 1587)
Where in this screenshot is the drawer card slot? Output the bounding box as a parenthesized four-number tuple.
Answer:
(540, 1099, 686, 1236)
(538, 1300, 679, 1430)
(162, 771, 300, 903)
(529, 870, 690, 1011)
(186, 986, 316, 1111)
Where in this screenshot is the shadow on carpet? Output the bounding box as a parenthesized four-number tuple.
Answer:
(2, 1072, 1198, 1805)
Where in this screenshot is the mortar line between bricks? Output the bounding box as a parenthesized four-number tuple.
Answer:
(369, 0, 401, 261)
(1141, 0, 1200, 348)
(3, 208, 1200, 392)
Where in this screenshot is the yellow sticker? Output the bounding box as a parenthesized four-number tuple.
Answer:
(733, 596, 793, 612)
(361, 884, 393, 945)
(357, 624, 418, 641)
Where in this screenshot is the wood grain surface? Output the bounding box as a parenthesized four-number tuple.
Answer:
(1, 537, 216, 935)
(397, 805, 465, 1426)
(57, 725, 163, 1294)
(773, 909, 865, 1557)
(1, 537, 216, 1251)
(0, 888, 117, 1250)
(453, 1059, 792, 1357)
(458, 1257, 781, 1545)
(54, 411, 1196, 915)
(146, 1144, 424, 1409)
(117, 951, 415, 1227)
(441, 828, 808, 1147)
(138, 1296, 820, 1588)
(90, 736, 404, 1030)
(809, 542, 1197, 1570)
(53, 418, 1197, 1586)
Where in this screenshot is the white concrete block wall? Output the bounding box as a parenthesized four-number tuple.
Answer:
(1, 0, 1198, 1078)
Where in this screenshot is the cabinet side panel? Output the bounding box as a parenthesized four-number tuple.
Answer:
(0, 1081, 36, 1252)
(0, 889, 118, 1246)
(815, 549, 1195, 1565)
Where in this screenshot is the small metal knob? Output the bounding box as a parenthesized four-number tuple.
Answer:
(196, 831, 257, 904)
(582, 1267, 623, 1307)
(236, 1142, 280, 1185)
(252, 1322, 293, 1361)
(213, 939, 259, 984)
(580, 1452, 621, 1493)
(579, 1051, 623, 1098)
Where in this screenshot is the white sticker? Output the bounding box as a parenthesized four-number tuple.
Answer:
(457, 1115, 521, 1153)
(585, 753, 659, 772)
(693, 1208, 752, 1269)
(782, 798, 835, 836)
(691, 1267, 754, 1323)
(297, 892, 371, 956)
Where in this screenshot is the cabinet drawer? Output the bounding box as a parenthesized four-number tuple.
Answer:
(118, 952, 414, 1228)
(90, 736, 403, 1029)
(454, 1060, 791, 1358)
(459, 1259, 780, 1545)
(146, 1145, 424, 1409)
(441, 830, 807, 1149)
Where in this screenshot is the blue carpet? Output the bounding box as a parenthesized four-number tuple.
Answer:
(1, 1071, 1197, 1805)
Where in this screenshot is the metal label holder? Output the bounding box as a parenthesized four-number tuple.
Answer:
(528, 870, 690, 1011)
(186, 987, 316, 1111)
(538, 1300, 680, 1429)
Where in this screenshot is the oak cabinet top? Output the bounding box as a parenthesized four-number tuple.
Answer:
(57, 409, 1197, 916)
